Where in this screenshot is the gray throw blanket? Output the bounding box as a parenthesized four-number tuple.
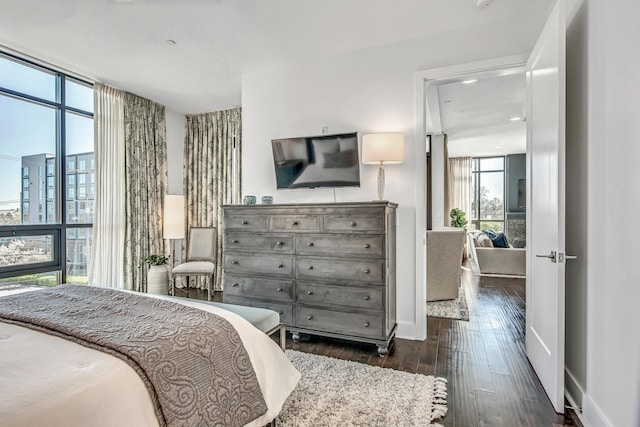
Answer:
(0, 285, 267, 427)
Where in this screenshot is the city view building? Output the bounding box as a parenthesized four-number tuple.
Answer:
(20, 151, 94, 276)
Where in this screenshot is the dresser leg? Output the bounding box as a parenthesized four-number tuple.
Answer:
(291, 332, 301, 343)
(376, 345, 389, 356)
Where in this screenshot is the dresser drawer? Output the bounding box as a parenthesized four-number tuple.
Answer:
(296, 258, 384, 283)
(224, 275, 294, 302)
(225, 216, 268, 232)
(297, 281, 383, 310)
(325, 215, 384, 233)
(225, 233, 293, 253)
(223, 296, 294, 325)
(271, 215, 321, 232)
(296, 307, 383, 338)
(296, 234, 384, 258)
(224, 253, 293, 277)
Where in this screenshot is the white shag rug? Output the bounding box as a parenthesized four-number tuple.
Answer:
(278, 350, 447, 427)
(426, 285, 470, 321)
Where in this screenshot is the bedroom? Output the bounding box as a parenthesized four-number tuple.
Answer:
(1, 1, 639, 427)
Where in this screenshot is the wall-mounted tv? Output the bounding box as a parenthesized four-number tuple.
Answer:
(271, 132, 360, 189)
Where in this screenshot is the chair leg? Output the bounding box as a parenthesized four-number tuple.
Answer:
(207, 275, 212, 301)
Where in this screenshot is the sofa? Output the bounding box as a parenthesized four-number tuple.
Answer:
(467, 230, 526, 276)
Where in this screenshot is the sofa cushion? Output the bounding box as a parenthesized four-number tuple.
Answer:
(477, 233, 494, 247)
(485, 231, 509, 248)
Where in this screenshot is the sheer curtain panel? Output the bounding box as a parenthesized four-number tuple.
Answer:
(447, 156, 473, 228)
(184, 108, 241, 291)
(89, 84, 126, 288)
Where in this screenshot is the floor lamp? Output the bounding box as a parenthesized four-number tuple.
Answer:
(362, 132, 405, 200)
(163, 195, 185, 295)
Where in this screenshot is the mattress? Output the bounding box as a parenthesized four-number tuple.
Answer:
(0, 289, 300, 427)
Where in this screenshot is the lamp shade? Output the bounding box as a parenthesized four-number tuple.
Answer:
(362, 132, 405, 164)
(163, 195, 185, 239)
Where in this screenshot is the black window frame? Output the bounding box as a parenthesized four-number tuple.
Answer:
(0, 50, 93, 283)
(470, 156, 506, 232)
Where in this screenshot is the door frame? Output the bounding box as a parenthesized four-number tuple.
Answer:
(413, 54, 528, 341)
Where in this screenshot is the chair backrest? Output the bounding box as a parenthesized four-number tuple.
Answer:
(186, 227, 217, 261)
(426, 228, 466, 301)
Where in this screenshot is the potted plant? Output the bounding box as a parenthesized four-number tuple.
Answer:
(449, 208, 468, 228)
(140, 254, 170, 295)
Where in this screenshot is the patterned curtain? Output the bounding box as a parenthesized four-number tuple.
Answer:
(123, 93, 168, 292)
(184, 108, 241, 291)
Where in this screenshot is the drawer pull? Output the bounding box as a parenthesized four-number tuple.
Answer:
(292, 221, 299, 226)
(364, 295, 370, 301)
(276, 241, 284, 246)
(307, 315, 313, 320)
(232, 283, 239, 287)
(306, 290, 313, 295)
(277, 263, 284, 268)
(350, 221, 357, 227)
(364, 268, 371, 274)
(231, 239, 239, 244)
(279, 311, 284, 315)
(364, 244, 370, 249)
(276, 287, 283, 292)
(307, 265, 314, 270)
(364, 322, 370, 328)
(307, 242, 314, 247)
(232, 260, 239, 265)
(241, 220, 249, 225)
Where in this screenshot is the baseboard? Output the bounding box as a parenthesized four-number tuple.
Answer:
(396, 320, 425, 341)
(565, 368, 588, 426)
(565, 368, 585, 411)
(582, 393, 614, 427)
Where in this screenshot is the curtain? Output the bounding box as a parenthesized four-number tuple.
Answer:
(184, 107, 242, 291)
(447, 156, 473, 228)
(89, 84, 126, 288)
(123, 93, 168, 292)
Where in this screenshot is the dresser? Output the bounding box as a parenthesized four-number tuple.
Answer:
(222, 201, 397, 354)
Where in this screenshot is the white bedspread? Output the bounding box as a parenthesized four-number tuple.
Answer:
(0, 291, 300, 427)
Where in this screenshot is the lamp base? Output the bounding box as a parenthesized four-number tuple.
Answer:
(377, 163, 385, 201)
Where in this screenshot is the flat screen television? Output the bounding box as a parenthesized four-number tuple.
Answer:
(271, 132, 360, 189)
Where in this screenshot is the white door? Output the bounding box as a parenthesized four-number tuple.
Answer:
(526, 0, 568, 414)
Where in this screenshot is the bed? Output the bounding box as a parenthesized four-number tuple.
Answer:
(0, 285, 300, 427)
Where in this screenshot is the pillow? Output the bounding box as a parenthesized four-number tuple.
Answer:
(477, 233, 494, 248)
(338, 136, 358, 152)
(323, 149, 358, 168)
(311, 138, 339, 167)
(484, 230, 509, 248)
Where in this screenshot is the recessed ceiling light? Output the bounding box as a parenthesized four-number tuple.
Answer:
(462, 79, 478, 84)
(510, 116, 522, 121)
(494, 145, 502, 149)
(444, 100, 452, 103)
(165, 39, 177, 46)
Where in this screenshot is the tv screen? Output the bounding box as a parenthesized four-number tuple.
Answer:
(271, 132, 360, 189)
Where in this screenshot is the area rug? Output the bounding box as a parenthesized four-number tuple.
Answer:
(277, 350, 447, 427)
(426, 285, 469, 321)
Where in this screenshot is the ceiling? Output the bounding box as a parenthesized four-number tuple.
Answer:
(0, 0, 551, 114)
(435, 72, 527, 157)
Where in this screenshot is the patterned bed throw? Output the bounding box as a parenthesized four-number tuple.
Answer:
(0, 285, 267, 427)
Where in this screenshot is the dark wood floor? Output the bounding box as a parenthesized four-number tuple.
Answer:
(191, 266, 581, 427)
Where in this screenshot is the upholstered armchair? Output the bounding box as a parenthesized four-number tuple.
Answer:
(426, 228, 466, 302)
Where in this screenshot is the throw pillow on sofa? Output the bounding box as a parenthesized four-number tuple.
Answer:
(477, 233, 494, 247)
(483, 230, 509, 248)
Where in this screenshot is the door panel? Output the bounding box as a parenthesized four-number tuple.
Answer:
(526, 0, 566, 413)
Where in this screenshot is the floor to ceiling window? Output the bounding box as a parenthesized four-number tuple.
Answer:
(0, 51, 93, 285)
(470, 156, 505, 232)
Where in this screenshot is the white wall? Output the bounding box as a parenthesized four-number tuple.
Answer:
(566, 1, 640, 426)
(165, 108, 185, 195)
(430, 134, 446, 229)
(565, 0, 588, 413)
(241, 17, 545, 339)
